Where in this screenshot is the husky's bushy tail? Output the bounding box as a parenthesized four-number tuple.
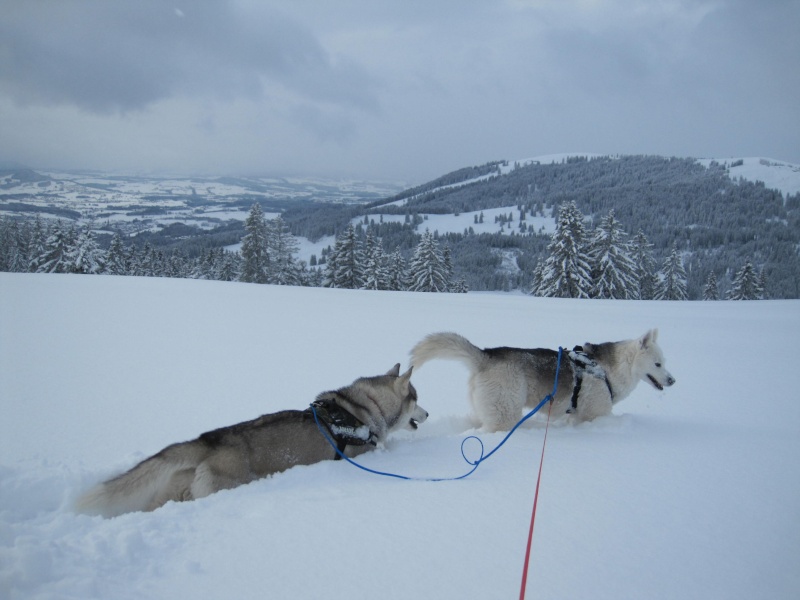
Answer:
(76, 448, 197, 518)
(410, 332, 486, 372)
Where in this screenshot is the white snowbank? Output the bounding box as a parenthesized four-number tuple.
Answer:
(1, 273, 798, 599)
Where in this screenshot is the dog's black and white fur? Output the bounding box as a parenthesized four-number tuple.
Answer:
(410, 329, 675, 431)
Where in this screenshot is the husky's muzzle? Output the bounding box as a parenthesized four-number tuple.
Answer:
(647, 374, 676, 390)
(409, 409, 429, 430)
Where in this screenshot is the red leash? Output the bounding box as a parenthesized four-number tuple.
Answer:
(518, 398, 554, 600)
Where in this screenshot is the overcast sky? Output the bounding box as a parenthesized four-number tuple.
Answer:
(1, 0, 798, 183)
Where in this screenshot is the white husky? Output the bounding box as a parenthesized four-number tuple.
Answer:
(410, 329, 675, 431)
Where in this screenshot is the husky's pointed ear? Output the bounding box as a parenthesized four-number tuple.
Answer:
(386, 363, 401, 377)
(640, 329, 658, 348)
(396, 366, 413, 395)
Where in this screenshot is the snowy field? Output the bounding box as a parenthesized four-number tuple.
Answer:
(697, 156, 800, 197)
(1, 273, 798, 599)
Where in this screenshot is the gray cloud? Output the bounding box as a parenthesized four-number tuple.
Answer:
(0, 0, 380, 114)
(0, 0, 797, 181)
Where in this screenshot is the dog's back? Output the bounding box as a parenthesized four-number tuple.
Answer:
(411, 332, 564, 384)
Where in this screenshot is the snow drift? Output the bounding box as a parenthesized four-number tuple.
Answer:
(1, 273, 798, 599)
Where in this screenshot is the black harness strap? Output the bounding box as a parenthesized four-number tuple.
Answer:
(307, 396, 376, 460)
(567, 346, 614, 413)
(571, 371, 584, 412)
(334, 438, 348, 461)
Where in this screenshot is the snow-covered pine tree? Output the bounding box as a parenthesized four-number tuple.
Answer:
(655, 245, 688, 300)
(442, 245, 455, 292)
(190, 248, 213, 279)
(239, 203, 270, 284)
(386, 250, 409, 291)
(537, 201, 592, 298)
(588, 210, 638, 299)
(727, 261, 763, 300)
(105, 231, 128, 275)
(126, 244, 143, 277)
(66, 223, 104, 274)
(307, 266, 324, 288)
(25, 216, 47, 273)
(134, 242, 158, 277)
(164, 250, 188, 279)
(192, 250, 206, 279)
(407, 229, 450, 292)
(631, 229, 657, 300)
(19, 221, 35, 272)
(703, 271, 719, 300)
(527, 258, 545, 296)
(149, 247, 167, 277)
(4, 219, 29, 272)
(450, 276, 469, 293)
(266, 215, 301, 285)
(295, 260, 312, 287)
(361, 231, 389, 290)
(37, 220, 76, 274)
(361, 232, 379, 290)
(326, 223, 364, 289)
(322, 241, 338, 288)
(0, 218, 10, 271)
(215, 250, 241, 282)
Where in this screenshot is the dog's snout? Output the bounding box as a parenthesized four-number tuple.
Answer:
(667, 375, 676, 386)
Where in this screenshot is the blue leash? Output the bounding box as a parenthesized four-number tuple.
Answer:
(311, 346, 564, 482)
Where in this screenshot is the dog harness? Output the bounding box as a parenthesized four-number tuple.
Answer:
(567, 346, 614, 412)
(308, 396, 377, 460)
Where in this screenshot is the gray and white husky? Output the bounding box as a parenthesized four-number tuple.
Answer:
(410, 330, 674, 431)
(77, 364, 428, 517)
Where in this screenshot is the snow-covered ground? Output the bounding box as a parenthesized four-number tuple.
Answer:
(698, 156, 800, 197)
(277, 206, 556, 265)
(1, 273, 798, 599)
(355, 207, 556, 237)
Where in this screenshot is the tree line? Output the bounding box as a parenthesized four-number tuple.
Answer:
(0, 206, 469, 293)
(1, 202, 763, 300)
(529, 201, 765, 300)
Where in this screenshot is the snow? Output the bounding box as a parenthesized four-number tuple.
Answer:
(238, 206, 555, 267)
(354, 207, 556, 239)
(294, 233, 336, 265)
(1, 273, 798, 599)
(697, 157, 800, 198)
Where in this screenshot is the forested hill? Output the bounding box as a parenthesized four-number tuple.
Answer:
(2, 155, 799, 299)
(347, 155, 798, 298)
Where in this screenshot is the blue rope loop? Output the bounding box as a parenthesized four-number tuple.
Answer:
(312, 346, 564, 482)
